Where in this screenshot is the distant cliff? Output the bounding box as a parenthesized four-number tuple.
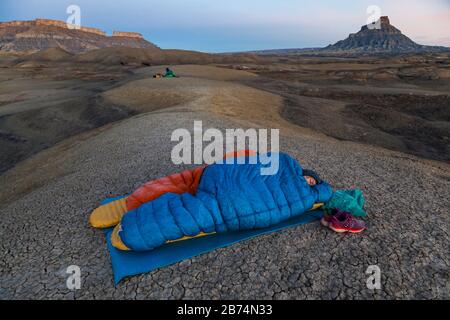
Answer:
(0, 19, 159, 53)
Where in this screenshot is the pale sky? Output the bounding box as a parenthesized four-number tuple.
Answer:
(0, 0, 449, 52)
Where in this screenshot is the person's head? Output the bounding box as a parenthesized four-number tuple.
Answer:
(302, 169, 322, 186)
(303, 175, 317, 186)
(166, 67, 170, 72)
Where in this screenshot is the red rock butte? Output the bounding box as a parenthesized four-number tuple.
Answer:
(0, 19, 143, 38)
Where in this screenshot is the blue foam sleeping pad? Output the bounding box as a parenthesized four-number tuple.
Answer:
(102, 196, 324, 284)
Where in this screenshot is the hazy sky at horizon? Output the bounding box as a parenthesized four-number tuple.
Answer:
(1, 0, 449, 52)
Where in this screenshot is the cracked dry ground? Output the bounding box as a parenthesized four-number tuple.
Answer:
(0, 110, 449, 299)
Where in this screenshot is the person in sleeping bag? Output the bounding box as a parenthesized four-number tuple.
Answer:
(90, 152, 333, 251)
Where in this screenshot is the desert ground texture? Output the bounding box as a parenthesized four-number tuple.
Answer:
(0, 56, 449, 299)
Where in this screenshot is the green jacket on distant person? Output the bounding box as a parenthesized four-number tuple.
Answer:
(164, 68, 177, 77)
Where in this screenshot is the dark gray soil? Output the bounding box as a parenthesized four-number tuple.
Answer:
(0, 62, 449, 300)
(242, 68, 450, 163)
(0, 64, 139, 174)
(0, 111, 448, 299)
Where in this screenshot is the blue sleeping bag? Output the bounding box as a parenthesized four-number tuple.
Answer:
(119, 153, 333, 251)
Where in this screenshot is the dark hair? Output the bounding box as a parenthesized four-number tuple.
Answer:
(303, 169, 322, 184)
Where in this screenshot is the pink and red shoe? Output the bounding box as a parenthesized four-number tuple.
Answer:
(321, 209, 366, 233)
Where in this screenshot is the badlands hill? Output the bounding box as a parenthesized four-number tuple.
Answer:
(74, 47, 260, 65)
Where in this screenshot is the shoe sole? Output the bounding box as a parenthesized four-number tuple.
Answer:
(329, 225, 365, 233)
(321, 217, 365, 233)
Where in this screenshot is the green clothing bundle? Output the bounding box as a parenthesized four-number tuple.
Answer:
(323, 189, 367, 217)
(164, 70, 177, 77)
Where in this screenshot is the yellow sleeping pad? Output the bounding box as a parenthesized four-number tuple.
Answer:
(111, 223, 130, 251)
(110, 202, 325, 251)
(166, 231, 216, 243)
(89, 197, 128, 229)
(111, 224, 215, 251)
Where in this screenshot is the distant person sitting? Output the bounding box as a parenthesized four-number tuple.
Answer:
(163, 67, 177, 78)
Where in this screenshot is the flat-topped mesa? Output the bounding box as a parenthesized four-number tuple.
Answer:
(0, 19, 145, 38)
(0, 19, 108, 36)
(0, 18, 159, 53)
(78, 26, 106, 36)
(35, 18, 72, 28)
(36, 19, 107, 36)
(0, 20, 36, 28)
(112, 31, 143, 38)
